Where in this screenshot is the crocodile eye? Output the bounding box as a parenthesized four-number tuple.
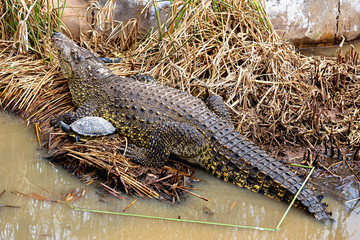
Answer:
(70, 49, 81, 63)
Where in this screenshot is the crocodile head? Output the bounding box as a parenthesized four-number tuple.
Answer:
(52, 32, 112, 80)
(52, 32, 116, 107)
(53, 32, 86, 79)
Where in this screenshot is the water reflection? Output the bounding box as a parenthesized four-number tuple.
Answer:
(0, 112, 359, 239)
(300, 40, 360, 57)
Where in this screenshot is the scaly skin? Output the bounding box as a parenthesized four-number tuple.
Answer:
(52, 32, 331, 220)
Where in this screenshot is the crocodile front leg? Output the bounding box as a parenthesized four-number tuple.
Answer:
(50, 99, 98, 126)
(119, 122, 211, 167)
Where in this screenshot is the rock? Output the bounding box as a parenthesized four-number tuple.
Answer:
(337, 0, 360, 41)
(49, 0, 91, 38)
(97, 0, 170, 32)
(264, 0, 360, 47)
(49, 0, 170, 39)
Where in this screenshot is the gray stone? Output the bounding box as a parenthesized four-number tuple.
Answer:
(265, 0, 360, 46)
(337, 0, 360, 41)
(97, 0, 170, 32)
(50, 0, 91, 38)
(50, 0, 170, 39)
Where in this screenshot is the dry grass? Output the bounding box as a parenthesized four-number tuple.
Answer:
(1, 0, 360, 200)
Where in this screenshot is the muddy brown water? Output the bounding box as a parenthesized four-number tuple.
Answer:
(300, 40, 360, 57)
(0, 112, 360, 239)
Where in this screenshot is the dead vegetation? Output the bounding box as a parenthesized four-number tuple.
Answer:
(0, 0, 359, 201)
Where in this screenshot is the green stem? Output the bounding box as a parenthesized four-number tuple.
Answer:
(287, 163, 314, 169)
(153, 0, 163, 41)
(65, 202, 277, 231)
(275, 167, 315, 230)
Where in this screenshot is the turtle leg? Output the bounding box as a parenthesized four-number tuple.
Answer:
(50, 99, 97, 127)
(205, 93, 233, 127)
(74, 135, 80, 142)
(118, 122, 210, 167)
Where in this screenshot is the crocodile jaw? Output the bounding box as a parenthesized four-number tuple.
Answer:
(52, 32, 78, 79)
(52, 32, 104, 80)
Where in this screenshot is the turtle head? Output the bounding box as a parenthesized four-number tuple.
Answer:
(59, 121, 71, 133)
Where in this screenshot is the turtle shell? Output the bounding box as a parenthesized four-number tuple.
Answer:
(70, 116, 116, 136)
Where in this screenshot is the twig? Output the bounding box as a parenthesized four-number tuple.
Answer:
(35, 123, 41, 146)
(229, 201, 236, 211)
(123, 199, 137, 212)
(344, 157, 360, 182)
(0, 190, 5, 198)
(175, 186, 208, 201)
(100, 183, 125, 200)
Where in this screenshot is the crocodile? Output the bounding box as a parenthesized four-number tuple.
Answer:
(51, 32, 331, 220)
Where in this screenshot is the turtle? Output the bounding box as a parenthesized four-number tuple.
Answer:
(59, 116, 116, 142)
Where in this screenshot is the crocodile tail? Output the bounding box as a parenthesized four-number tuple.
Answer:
(200, 120, 331, 220)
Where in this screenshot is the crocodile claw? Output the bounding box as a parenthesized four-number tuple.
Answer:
(50, 118, 60, 127)
(118, 144, 147, 164)
(118, 144, 165, 167)
(50, 112, 76, 128)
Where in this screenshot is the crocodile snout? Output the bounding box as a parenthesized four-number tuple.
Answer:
(51, 31, 64, 41)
